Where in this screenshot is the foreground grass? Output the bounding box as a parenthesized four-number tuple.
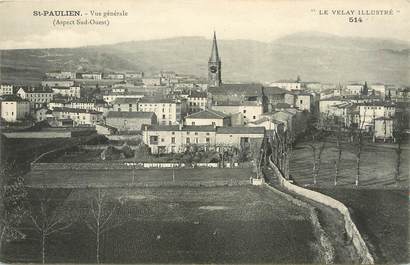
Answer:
(2, 186, 319, 264)
(315, 188, 409, 263)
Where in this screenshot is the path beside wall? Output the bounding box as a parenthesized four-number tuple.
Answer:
(268, 157, 374, 264)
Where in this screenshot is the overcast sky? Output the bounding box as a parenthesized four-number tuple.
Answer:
(0, 0, 409, 49)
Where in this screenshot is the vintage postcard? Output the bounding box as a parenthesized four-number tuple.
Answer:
(0, 0, 408, 264)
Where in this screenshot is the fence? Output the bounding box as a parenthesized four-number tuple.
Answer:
(268, 156, 374, 264)
(79, 145, 140, 150)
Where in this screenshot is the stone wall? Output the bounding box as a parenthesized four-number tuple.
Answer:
(263, 184, 334, 264)
(3, 131, 72, 139)
(268, 156, 374, 264)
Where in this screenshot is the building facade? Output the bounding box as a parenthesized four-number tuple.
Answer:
(0, 84, 13, 96)
(138, 97, 182, 125)
(52, 107, 102, 126)
(185, 109, 230, 126)
(17, 87, 53, 109)
(187, 90, 208, 113)
(1, 96, 30, 122)
(105, 111, 157, 131)
(142, 125, 265, 154)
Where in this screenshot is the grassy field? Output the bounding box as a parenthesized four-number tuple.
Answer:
(314, 188, 409, 264)
(1, 137, 76, 176)
(290, 140, 409, 188)
(26, 168, 254, 187)
(2, 186, 319, 264)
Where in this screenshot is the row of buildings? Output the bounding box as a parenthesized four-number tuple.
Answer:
(1, 32, 408, 151)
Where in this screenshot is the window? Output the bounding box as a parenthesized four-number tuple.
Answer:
(161, 138, 164, 142)
(171, 137, 175, 144)
(195, 138, 199, 143)
(194, 132, 198, 135)
(243, 110, 246, 113)
(172, 131, 175, 135)
(206, 137, 210, 143)
(129, 104, 132, 108)
(192, 122, 195, 125)
(212, 122, 215, 126)
(206, 132, 210, 135)
(186, 137, 190, 144)
(187, 131, 190, 135)
(300, 100, 303, 104)
(162, 114, 166, 119)
(149, 136, 158, 144)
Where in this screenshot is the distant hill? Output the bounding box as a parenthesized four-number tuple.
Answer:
(1, 32, 409, 85)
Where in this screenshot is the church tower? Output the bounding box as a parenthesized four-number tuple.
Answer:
(208, 31, 222, 87)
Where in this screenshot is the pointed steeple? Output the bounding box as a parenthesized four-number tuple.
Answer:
(209, 31, 220, 62)
(208, 31, 222, 87)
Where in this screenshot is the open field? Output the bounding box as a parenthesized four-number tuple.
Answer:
(1, 136, 76, 175)
(2, 186, 319, 264)
(314, 188, 409, 264)
(26, 168, 254, 187)
(290, 140, 410, 188)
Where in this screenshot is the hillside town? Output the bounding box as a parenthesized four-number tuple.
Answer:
(0, 32, 409, 264)
(1, 33, 408, 150)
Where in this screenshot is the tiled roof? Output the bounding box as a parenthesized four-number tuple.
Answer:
(208, 83, 263, 96)
(185, 109, 227, 119)
(112, 98, 140, 104)
(213, 100, 261, 106)
(273, 79, 298, 83)
(144, 124, 215, 132)
(144, 125, 180, 131)
(263, 86, 288, 95)
(216, 126, 265, 134)
(53, 107, 102, 114)
(106, 111, 154, 119)
(188, 90, 207, 98)
(0, 94, 28, 102)
(19, 87, 53, 93)
(182, 125, 216, 132)
(374, 117, 393, 121)
(250, 117, 284, 125)
(357, 102, 395, 107)
(275, 103, 292, 109)
(139, 97, 175, 104)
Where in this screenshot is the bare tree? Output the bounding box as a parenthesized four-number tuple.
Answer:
(0, 164, 27, 253)
(354, 109, 366, 186)
(393, 115, 405, 185)
(28, 189, 73, 264)
(85, 188, 123, 264)
(334, 119, 343, 185)
(308, 142, 326, 185)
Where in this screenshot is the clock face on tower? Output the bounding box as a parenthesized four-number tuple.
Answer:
(210, 66, 218, 73)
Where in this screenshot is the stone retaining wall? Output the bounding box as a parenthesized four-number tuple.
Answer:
(263, 184, 334, 264)
(3, 131, 72, 138)
(268, 156, 374, 264)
